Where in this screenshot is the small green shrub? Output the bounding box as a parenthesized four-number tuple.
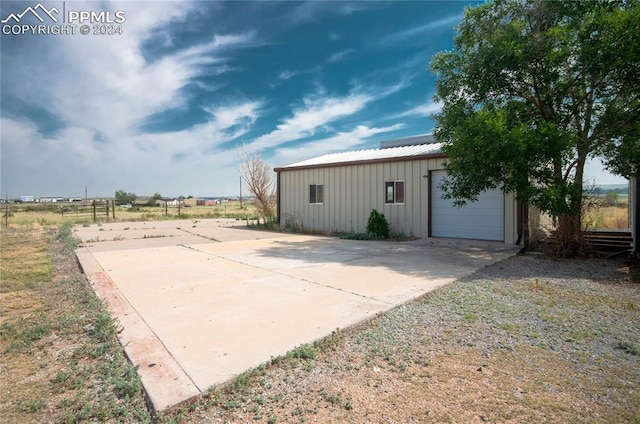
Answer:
(618, 340, 639, 355)
(288, 344, 317, 360)
(111, 364, 142, 399)
(366, 209, 390, 239)
(59, 221, 80, 254)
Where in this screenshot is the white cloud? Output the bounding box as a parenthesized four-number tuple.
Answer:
(249, 92, 372, 151)
(278, 70, 299, 81)
(381, 14, 462, 45)
(130, 100, 264, 162)
(277, 66, 321, 82)
(271, 123, 404, 166)
(287, 1, 382, 25)
(393, 101, 443, 118)
(1, 96, 263, 197)
(203, 102, 262, 130)
(2, 1, 258, 137)
(0, 1, 267, 197)
(328, 49, 354, 63)
(0, 2, 451, 198)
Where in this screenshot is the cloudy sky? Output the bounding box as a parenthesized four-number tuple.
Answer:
(0, 1, 626, 198)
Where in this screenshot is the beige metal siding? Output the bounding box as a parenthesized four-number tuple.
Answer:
(279, 158, 429, 237)
(278, 158, 518, 243)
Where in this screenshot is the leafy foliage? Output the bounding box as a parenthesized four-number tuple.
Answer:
(114, 190, 137, 206)
(59, 221, 80, 254)
(430, 0, 640, 253)
(366, 209, 390, 240)
(147, 192, 163, 207)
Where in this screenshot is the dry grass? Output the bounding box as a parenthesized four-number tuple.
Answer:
(584, 205, 630, 230)
(0, 225, 151, 423)
(0, 229, 53, 294)
(2, 200, 258, 229)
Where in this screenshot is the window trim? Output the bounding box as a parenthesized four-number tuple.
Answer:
(384, 180, 405, 205)
(309, 183, 324, 205)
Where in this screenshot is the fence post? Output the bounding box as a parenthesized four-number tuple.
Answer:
(92, 200, 96, 222)
(112, 200, 115, 219)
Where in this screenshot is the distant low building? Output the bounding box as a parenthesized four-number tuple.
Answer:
(20, 195, 35, 203)
(196, 198, 222, 206)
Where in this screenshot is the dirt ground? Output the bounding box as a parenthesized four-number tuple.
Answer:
(0, 226, 151, 423)
(1, 225, 639, 424)
(175, 254, 640, 424)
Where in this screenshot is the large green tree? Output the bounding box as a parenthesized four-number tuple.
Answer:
(147, 192, 163, 207)
(114, 190, 137, 206)
(430, 0, 640, 254)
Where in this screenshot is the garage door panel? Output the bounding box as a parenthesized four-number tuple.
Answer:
(431, 170, 504, 241)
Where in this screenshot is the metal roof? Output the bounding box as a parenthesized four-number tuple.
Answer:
(380, 133, 436, 149)
(276, 140, 444, 170)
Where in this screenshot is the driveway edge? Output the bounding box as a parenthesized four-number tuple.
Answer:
(76, 248, 201, 412)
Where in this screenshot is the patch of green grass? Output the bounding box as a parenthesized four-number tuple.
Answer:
(338, 231, 377, 240)
(288, 344, 317, 360)
(337, 231, 414, 241)
(112, 364, 143, 399)
(232, 364, 265, 391)
(320, 389, 342, 405)
(59, 221, 80, 253)
(22, 399, 45, 413)
(500, 322, 520, 334)
(462, 312, 478, 323)
(22, 321, 53, 342)
(221, 398, 243, 410)
(618, 341, 639, 356)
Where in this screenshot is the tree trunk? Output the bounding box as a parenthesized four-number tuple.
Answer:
(556, 212, 583, 256)
(633, 173, 639, 255)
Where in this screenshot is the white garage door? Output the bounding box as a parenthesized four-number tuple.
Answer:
(431, 170, 504, 241)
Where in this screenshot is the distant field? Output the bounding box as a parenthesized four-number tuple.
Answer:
(584, 205, 630, 230)
(0, 200, 258, 228)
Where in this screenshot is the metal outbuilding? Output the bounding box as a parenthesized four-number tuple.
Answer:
(274, 134, 520, 243)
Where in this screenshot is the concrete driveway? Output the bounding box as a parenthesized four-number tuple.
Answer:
(74, 219, 520, 412)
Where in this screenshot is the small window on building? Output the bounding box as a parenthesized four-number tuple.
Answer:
(310, 184, 324, 204)
(385, 181, 405, 204)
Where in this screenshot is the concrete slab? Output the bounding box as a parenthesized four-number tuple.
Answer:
(76, 220, 520, 412)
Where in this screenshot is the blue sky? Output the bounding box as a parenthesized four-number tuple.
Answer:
(0, 1, 626, 198)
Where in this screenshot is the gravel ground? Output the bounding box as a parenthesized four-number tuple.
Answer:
(164, 253, 640, 424)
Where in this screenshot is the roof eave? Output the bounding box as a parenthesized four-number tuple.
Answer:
(274, 152, 448, 172)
